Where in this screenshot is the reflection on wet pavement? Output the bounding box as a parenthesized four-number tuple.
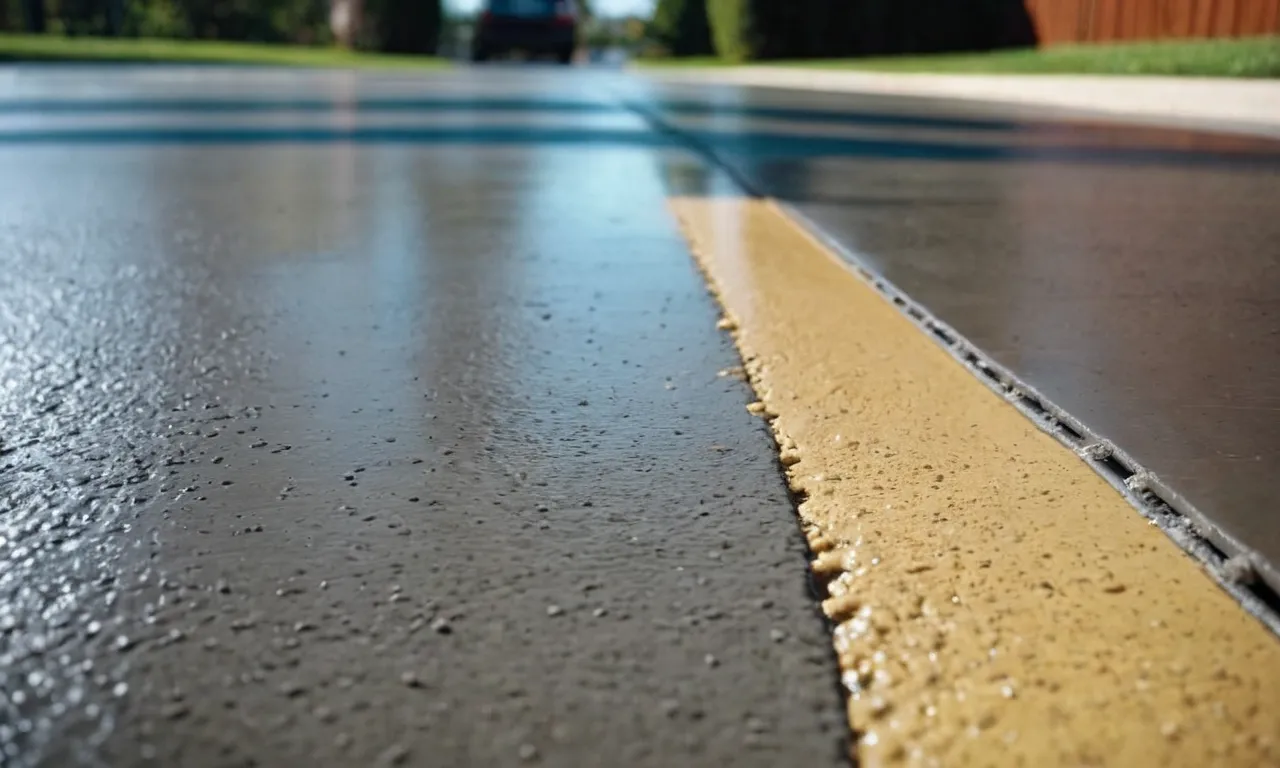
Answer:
(0, 68, 846, 768)
(669, 190, 1280, 768)
(644, 89, 1280, 593)
(2, 64, 1278, 767)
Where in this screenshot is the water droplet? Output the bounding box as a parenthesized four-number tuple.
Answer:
(378, 743, 410, 766)
(161, 702, 190, 721)
(279, 681, 305, 698)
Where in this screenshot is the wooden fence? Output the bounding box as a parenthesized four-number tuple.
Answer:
(1024, 0, 1280, 44)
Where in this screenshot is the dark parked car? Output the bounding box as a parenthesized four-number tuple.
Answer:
(472, 0, 579, 64)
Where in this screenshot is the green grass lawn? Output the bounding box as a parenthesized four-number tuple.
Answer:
(639, 36, 1280, 78)
(0, 33, 448, 69)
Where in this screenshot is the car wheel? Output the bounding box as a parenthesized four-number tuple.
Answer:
(471, 48, 489, 63)
(557, 47, 574, 65)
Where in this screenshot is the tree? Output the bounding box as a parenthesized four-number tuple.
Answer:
(105, 0, 121, 34)
(649, 0, 713, 57)
(124, 0, 192, 38)
(706, 0, 813, 61)
(149, 0, 323, 42)
(704, 0, 751, 62)
(22, 0, 45, 32)
(330, 0, 362, 47)
(369, 0, 442, 54)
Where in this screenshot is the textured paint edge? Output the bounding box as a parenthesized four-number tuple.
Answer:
(623, 95, 1280, 635)
(773, 198, 1280, 636)
(669, 193, 1280, 766)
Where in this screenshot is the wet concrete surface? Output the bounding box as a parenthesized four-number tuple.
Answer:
(3, 63, 1280, 766)
(671, 192, 1280, 767)
(639, 84, 1280, 594)
(0, 68, 847, 767)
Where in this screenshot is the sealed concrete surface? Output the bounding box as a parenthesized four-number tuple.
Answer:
(639, 82, 1280, 592)
(670, 190, 1280, 767)
(4, 63, 1280, 768)
(0, 68, 846, 768)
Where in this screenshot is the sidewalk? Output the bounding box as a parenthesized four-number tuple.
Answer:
(648, 67, 1280, 138)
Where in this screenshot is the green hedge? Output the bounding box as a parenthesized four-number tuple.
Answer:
(1, 0, 445, 52)
(831, 0, 1034, 56)
(707, 0, 1035, 62)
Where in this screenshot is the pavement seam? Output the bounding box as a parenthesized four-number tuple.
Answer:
(772, 200, 1280, 635)
(674, 205, 889, 764)
(667, 194, 1280, 766)
(622, 92, 1280, 632)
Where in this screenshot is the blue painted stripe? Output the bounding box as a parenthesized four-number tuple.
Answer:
(0, 124, 1274, 168)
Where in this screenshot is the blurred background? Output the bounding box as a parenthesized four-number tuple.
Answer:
(0, 0, 1275, 73)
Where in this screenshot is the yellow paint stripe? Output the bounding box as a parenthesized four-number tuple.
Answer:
(668, 196, 1280, 767)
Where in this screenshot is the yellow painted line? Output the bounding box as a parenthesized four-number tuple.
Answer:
(668, 196, 1280, 767)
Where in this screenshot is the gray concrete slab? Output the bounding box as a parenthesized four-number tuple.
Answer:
(0, 68, 846, 768)
(638, 80, 1280, 597)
